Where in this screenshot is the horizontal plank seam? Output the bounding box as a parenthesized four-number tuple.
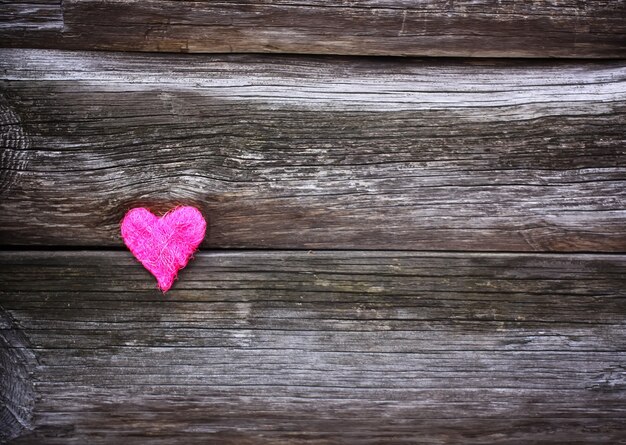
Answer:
(1, 247, 625, 255)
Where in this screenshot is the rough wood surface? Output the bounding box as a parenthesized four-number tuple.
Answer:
(1, 250, 625, 444)
(0, 0, 63, 30)
(1, 49, 625, 251)
(0, 309, 35, 443)
(1, 0, 626, 58)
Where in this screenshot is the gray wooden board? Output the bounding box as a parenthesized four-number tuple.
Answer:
(1, 0, 625, 58)
(0, 250, 625, 443)
(1, 49, 626, 251)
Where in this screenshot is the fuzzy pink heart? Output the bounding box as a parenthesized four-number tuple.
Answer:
(121, 206, 207, 292)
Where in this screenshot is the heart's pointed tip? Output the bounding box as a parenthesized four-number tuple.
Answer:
(156, 274, 175, 293)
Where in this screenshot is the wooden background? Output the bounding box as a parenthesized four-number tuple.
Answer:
(1, 1, 626, 444)
(2, 0, 626, 57)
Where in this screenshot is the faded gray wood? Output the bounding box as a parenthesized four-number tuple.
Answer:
(1, 250, 625, 444)
(1, 0, 626, 58)
(0, 0, 62, 31)
(1, 49, 625, 251)
(0, 310, 35, 443)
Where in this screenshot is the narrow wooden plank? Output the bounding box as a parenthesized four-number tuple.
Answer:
(1, 0, 625, 58)
(0, 0, 62, 30)
(1, 49, 625, 251)
(1, 251, 625, 443)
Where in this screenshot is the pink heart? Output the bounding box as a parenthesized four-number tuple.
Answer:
(121, 206, 207, 292)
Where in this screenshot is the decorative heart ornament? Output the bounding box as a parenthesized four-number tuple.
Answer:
(121, 206, 207, 292)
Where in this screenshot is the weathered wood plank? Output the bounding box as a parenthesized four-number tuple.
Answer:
(1, 49, 625, 251)
(1, 0, 625, 58)
(1, 251, 625, 443)
(0, 0, 62, 30)
(0, 309, 35, 443)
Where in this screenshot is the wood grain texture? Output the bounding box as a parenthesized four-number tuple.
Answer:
(1, 0, 626, 58)
(1, 49, 625, 251)
(1, 250, 625, 444)
(0, 309, 35, 443)
(0, 0, 62, 31)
